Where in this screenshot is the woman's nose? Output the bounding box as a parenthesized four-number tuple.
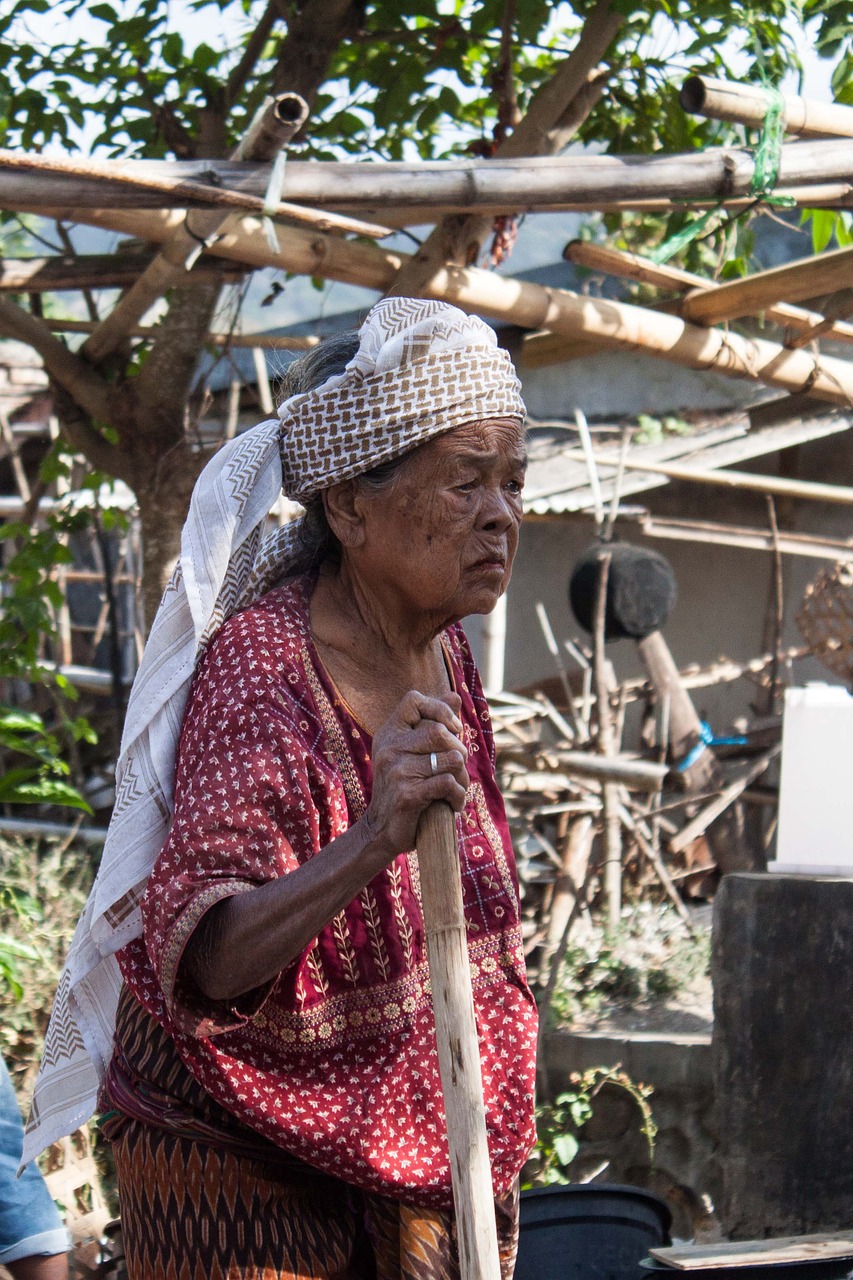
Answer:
(479, 486, 515, 531)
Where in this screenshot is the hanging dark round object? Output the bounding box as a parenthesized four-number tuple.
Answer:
(568, 542, 677, 641)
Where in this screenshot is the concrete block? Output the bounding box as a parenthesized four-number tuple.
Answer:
(713, 873, 853, 1237)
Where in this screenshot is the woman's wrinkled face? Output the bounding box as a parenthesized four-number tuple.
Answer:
(355, 417, 527, 625)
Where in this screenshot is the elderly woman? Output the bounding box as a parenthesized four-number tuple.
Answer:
(28, 299, 537, 1280)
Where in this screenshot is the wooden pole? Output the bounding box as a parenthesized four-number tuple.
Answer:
(0, 148, 390, 239)
(83, 93, 310, 364)
(42, 316, 319, 349)
(0, 253, 245, 293)
(681, 75, 853, 140)
(415, 802, 501, 1280)
(27, 204, 853, 407)
(564, 239, 853, 346)
(11, 137, 853, 214)
(575, 450, 853, 504)
(592, 550, 623, 930)
(680, 246, 853, 326)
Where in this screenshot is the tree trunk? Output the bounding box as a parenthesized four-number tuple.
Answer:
(134, 445, 208, 631)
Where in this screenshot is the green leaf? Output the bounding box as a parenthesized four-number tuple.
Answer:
(552, 1133, 579, 1166)
(809, 208, 838, 253)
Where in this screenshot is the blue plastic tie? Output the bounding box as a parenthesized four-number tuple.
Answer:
(675, 721, 748, 773)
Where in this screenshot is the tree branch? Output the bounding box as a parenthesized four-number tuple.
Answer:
(48, 385, 127, 480)
(271, 0, 363, 108)
(133, 64, 197, 159)
(225, 0, 283, 109)
(386, 0, 623, 291)
(134, 278, 225, 433)
(0, 298, 116, 443)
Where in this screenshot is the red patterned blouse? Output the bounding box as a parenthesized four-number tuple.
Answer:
(116, 575, 537, 1208)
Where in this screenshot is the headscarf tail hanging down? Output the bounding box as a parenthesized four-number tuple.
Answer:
(23, 298, 525, 1164)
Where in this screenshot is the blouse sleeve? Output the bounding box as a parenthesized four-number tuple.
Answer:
(140, 630, 327, 1037)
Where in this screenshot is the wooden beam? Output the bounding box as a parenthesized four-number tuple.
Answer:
(681, 75, 853, 140)
(637, 513, 853, 561)
(31, 204, 853, 407)
(575, 449, 853, 504)
(83, 93, 309, 364)
(0, 253, 245, 292)
(9, 138, 853, 215)
(43, 317, 318, 350)
(680, 246, 853, 326)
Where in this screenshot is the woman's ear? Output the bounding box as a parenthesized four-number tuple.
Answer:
(322, 481, 366, 549)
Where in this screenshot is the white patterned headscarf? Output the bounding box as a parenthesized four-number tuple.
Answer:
(23, 297, 525, 1163)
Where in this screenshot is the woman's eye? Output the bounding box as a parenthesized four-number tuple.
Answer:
(505, 478, 524, 495)
(456, 481, 477, 493)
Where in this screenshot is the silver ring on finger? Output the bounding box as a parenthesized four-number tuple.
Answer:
(429, 751, 439, 777)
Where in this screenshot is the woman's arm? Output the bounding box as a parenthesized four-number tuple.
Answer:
(182, 688, 469, 1003)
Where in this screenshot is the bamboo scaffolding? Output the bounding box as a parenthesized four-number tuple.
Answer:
(9, 138, 853, 215)
(43, 317, 318, 350)
(40, 204, 853, 407)
(82, 93, 311, 363)
(681, 75, 853, 140)
(0, 253, 245, 292)
(680, 246, 853, 326)
(564, 240, 853, 345)
(0, 149, 390, 239)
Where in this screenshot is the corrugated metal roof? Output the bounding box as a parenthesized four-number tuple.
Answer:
(523, 411, 851, 515)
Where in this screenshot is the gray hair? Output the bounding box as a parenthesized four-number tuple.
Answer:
(280, 331, 415, 574)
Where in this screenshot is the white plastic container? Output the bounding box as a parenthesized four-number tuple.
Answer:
(769, 683, 853, 875)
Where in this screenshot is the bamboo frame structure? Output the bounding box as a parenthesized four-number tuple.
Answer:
(82, 93, 310, 363)
(681, 75, 853, 140)
(42, 204, 853, 406)
(563, 240, 853, 344)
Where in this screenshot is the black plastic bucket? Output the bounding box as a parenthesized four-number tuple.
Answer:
(515, 1184, 673, 1280)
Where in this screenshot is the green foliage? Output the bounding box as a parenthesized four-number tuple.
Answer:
(800, 208, 853, 252)
(524, 1066, 657, 1187)
(0, 707, 92, 810)
(0, 0, 811, 164)
(548, 903, 711, 1028)
(634, 414, 691, 446)
(0, 446, 100, 808)
(0, 838, 97, 1078)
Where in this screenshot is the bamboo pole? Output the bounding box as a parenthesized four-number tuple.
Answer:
(564, 239, 853, 345)
(10, 138, 853, 214)
(43, 317, 319, 349)
(681, 75, 853, 140)
(0, 253, 244, 292)
(573, 450, 853, 503)
(415, 803, 501, 1280)
(0, 149, 390, 239)
(680, 246, 853, 326)
(83, 93, 311, 363)
(636, 513, 853, 561)
(27, 204, 853, 406)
